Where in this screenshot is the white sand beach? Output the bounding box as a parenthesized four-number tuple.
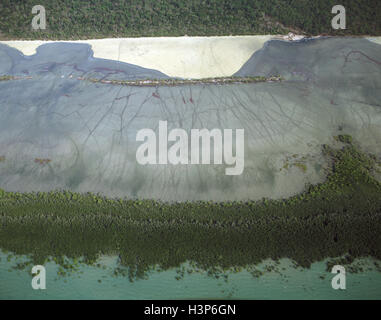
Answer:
(1, 36, 274, 78)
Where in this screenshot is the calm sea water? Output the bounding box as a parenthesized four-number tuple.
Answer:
(1, 251, 380, 299)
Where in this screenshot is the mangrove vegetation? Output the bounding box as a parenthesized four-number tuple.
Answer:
(85, 76, 283, 87)
(0, 74, 283, 87)
(0, 0, 380, 40)
(0, 135, 380, 280)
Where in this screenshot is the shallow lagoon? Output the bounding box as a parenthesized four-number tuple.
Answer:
(1, 251, 380, 299)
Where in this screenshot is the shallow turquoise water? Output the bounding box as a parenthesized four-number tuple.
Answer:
(1, 252, 380, 299)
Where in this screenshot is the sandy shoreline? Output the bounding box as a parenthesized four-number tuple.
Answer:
(1, 36, 272, 78)
(2, 35, 381, 79)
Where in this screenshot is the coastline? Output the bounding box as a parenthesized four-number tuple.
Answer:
(0, 137, 380, 278)
(0, 35, 380, 293)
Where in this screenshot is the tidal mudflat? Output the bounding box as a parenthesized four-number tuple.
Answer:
(0, 36, 380, 299)
(0, 37, 380, 200)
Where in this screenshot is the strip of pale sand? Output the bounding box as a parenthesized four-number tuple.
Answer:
(1, 36, 380, 79)
(1, 36, 273, 79)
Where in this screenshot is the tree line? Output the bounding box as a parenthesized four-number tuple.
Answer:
(0, 0, 380, 40)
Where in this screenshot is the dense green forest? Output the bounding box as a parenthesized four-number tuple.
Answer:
(0, 0, 380, 40)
